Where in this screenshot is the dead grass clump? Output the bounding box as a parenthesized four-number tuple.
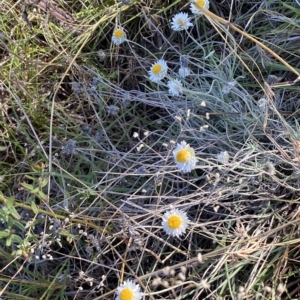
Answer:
(2, 0, 300, 299)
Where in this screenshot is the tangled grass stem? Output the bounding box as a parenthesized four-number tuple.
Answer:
(193, 1, 300, 82)
(0, 194, 105, 234)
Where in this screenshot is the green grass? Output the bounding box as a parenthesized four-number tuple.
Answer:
(1, 0, 300, 299)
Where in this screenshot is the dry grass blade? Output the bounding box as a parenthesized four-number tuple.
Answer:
(24, 0, 78, 25)
(193, 1, 300, 82)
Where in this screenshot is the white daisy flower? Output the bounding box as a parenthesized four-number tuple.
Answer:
(178, 66, 191, 78)
(115, 279, 143, 300)
(112, 27, 126, 45)
(190, 0, 210, 15)
(148, 59, 168, 83)
(162, 208, 189, 237)
(167, 79, 183, 96)
(173, 141, 198, 173)
(171, 12, 193, 31)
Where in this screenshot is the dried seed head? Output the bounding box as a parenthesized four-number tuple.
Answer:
(265, 161, 276, 175)
(162, 266, 171, 276)
(264, 286, 272, 293)
(197, 253, 203, 263)
(222, 81, 236, 94)
(151, 277, 162, 287)
(62, 139, 77, 155)
(106, 105, 120, 116)
(178, 272, 186, 281)
(162, 280, 170, 288)
(200, 279, 210, 289)
(217, 151, 229, 164)
(180, 55, 190, 68)
(258, 98, 269, 111)
(276, 283, 285, 294)
(97, 50, 106, 62)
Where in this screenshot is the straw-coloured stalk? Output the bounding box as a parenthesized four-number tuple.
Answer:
(192, 1, 300, 83)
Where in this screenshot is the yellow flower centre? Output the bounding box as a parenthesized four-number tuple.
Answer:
(196, 0, 205, 7)
(120, 288, 134, 300)
(152, 64, 162, 75)
(178, 18, 186, 26)
(176, 148, 191, 163)
(167, 215, 182, 230)
(114, 29, 125, 39)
